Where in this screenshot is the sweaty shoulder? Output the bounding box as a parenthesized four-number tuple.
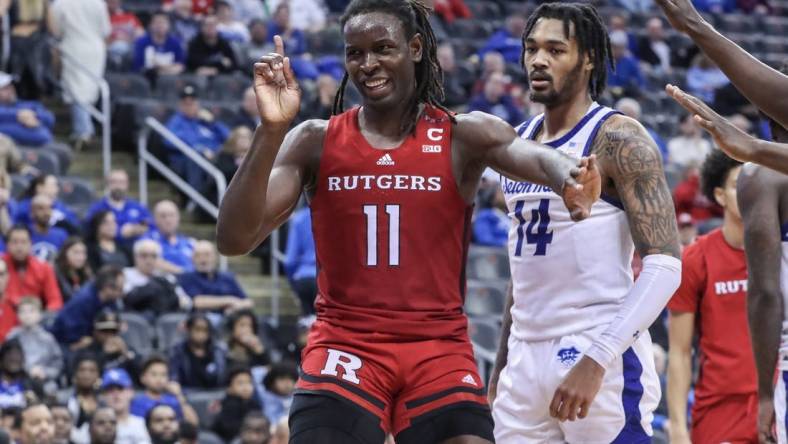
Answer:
(453, 111, 518, 155)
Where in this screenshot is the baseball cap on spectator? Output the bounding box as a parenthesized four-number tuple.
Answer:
(677, 213, 694, 228)
(100, 368, 132, 391)
(94, 311, 120, 332)
(0, 72, 12, 89)
(180, 84, 198, 99)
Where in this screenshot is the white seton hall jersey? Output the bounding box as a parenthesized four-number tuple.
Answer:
(503, 102, 634, 341)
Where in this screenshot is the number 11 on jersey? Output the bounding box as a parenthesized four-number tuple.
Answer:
(363, 204, 400, 266)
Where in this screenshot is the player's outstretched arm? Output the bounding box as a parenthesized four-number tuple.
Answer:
(549, 115, 682, 422)
(655, 0, 788, 128)
(454, 112, 600, 222)
(217, 36, 324, 256)
(488, 281, 514, 405)
(739, 163, 784, 444)
(666, 85, 788, 174)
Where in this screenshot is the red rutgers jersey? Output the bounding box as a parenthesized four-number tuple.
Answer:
(309, 105, 472, 340)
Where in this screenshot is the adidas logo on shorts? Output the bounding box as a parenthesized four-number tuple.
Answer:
(462, 373, 477, 386)
(376, 153, 395, 166)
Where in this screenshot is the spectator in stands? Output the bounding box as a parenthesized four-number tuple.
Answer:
(3, 225, 63, 311)
(7, 297, 63, 384)
(50, 404, 75, 444)
(168, 312, 227, 389)
(15, 404, 55, 444)
(1, 0, 49, 100)
(123, 240, 189, 320)
(607, 14, 638, 55)
(668, 113, 714, 169)
(178, 240, 249, 315)
(168, 0, 201, 49)
(0, 73, 54, 147)
(145, 200, 195, 274)
(268, 418, 288, 444)
(472, 187, 508, 247)
(84, 169, 152, 246)
(0, 261, 16, 343)
(432, 0, 471, 24)
(106, 0, 144, 64)
(686, 54, 729, 103)
(165, 85, 230, 192)
(29, 195, 69, 262)
(266, 0, 327, 32)
(162, 0, 214, 16)
(678, 213, 698, 248)
(178, 421, 198, 444)
(232, 411, 271, 444)
(266, 3, 319, 80)
(72, 311, 140, 381)
(474, 51, 506, 94)
(212, 367, 261, 442)
(299, 74, 338, 121)
(216, 0, 249, 43)
(259, 362, 297, 425)
(226, 309, 269, 369)
(673, 167, 723, 231)
(607, 30, 645, 98)
(186, 14, 239, 75)
(478, 13, 526, 64)
(231, 87, 261, 131)
(613, 0, 655, 13)
(214, 126, 252, 186)
(54, 237, 92, 303)
(240, 20, 273, 68)
(50, 266, 124, 348)
(636, 17, 672, 74)
(130, 356, 199, 425)
(467, 72, 524, 126)
(0, 339, 42, 410)
(86, 407, 116, 444)
(227, 0, 265, 24)
(85, 211, 132, 271)
(15, 174, 80, 234)
(50, 0, 111, 150)
(145, 404, 180, 444)
(615, 97, 668, 159)
(133, 11, 185, 77)
(737, 0, 771, 13)
(436, 43, 467, 108)
(66, 355, 100, 428)
(284, 206, 316, 316)
(99, 368, 151, 444)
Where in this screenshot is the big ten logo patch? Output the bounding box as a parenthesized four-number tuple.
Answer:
(320, 349, 363, 385)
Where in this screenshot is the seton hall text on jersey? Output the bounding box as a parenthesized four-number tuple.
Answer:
(501, 177, 553, 195)
(327, 175, 442, 192)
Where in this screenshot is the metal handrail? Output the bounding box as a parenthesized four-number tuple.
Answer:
(1, 13, 9, 71)
(137, 116, 228, 271)
(47, 38, 112, 177)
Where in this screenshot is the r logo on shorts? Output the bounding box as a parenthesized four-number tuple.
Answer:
(320, 348, 363, 385)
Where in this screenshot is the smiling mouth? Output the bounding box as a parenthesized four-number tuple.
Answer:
(363, 78, 389, 90)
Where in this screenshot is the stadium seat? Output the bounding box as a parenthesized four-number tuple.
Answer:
(465, 0, 502, 19)
(207, 74, 251, 103)
(465, 280, 505, 318)
(306, 27, 345, 56)
(762, 37, 788, 55)
(120, 312, 155, 357)
(468, 318, 500, 352)
(717, 14, 756, 33)
(196, 431, 225, 444)
(156, 312, 188, 351)
(106, 73, 152, 102)
(763, 16, 788, 35)
(184, 390, 224, 429)
(10, 174, 30, 199)
(19, 148, 60, 176)
(466, 246, 510, 280)
(59, 176, 96, 216)
(449, 19, 493, 40)
(154, 75, 210, 102)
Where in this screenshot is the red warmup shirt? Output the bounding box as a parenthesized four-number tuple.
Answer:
(109, 11, 143, 43)
(3, 254, 63, 310)
(668, 229, 755, 406)
(0, 297, 18, 342)
(310, 105, 472, 340)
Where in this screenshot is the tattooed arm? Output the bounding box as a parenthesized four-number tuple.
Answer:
(548, 115, 682, 422)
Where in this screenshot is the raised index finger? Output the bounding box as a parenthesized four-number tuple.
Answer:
(274, 35, 285, 56)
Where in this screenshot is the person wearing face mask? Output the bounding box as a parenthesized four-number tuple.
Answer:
(7, 297, 63, 384)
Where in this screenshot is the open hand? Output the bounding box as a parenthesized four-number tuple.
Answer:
(550, 356, 605, 421)
(653, 0, 706, 34)
(562, 155, 601, 221)
(253, 35, 301, 127)
(666, 84, 756, 163)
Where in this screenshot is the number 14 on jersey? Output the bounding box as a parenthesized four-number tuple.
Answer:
(513, 198, 553, 256)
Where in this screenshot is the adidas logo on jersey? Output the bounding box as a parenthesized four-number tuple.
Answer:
(461, 373, 477, 386)
(376, 154, 395, 166)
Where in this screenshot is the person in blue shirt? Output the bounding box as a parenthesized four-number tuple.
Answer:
(473, 188, 509, 248)
(49, 266, 124, 347)
(14, 174, 80, 234)
(266, 3, 318, 80)
(0, 339, 43, 410)
(607, 30, 645, 97)
(132, 11, 185, 76)
(165, 85, 230, 192)
(28, 195, 68, 263)
(130, 355, 199, 425)
(84, 169, 152, 246)
(143, 200, 195, 274)
(478, 14, 527, 64)
(284, 206, 316, 316)
(468, 72, 524, 127)
(178, 240, 249, 315)
(0, 72, 54, 147)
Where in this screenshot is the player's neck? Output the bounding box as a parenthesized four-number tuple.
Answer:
(541, 94, 593, 141)
(721, 216, 744, 250)
(359, 100, 414, 139)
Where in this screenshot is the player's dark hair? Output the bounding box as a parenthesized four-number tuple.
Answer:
(522, 2, 612, 100)
(333, 0, 455, 134)
(700, 149, 742, 204)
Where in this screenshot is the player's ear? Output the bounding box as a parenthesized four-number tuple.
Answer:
(409, 33, 423, 63)
(713, 186, 726, 208)
(584, 52, 594, 72)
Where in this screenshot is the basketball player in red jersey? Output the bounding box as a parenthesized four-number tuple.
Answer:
(666, 149, 755, 444)
(216, 0, 600, 442)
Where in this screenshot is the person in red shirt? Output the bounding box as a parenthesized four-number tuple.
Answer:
(0, 260, 17, 342)
(3, 225, 63, 311)
(107, 0, 144, 60)
(666, 149, 754, 443)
